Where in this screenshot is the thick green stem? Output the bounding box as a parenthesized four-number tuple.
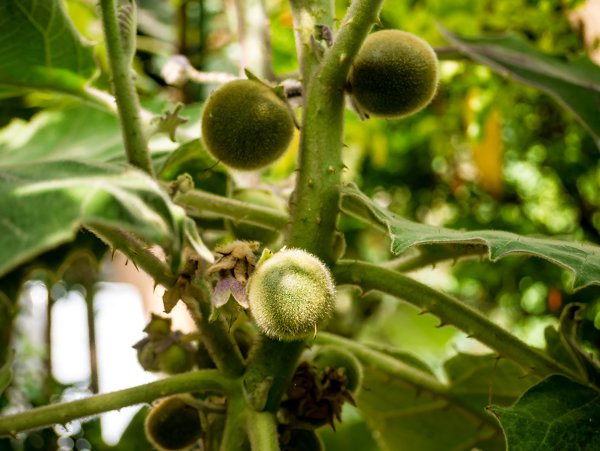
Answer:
(243, 0, 385, 419)
(246, 410, 279, 451)
(288, 0, 384, 261)
(333, 260, 581, 381)
(99, 0, 154, 175)
(0, 370, 232, 437)
(220, 393, 249, 451)
(175, 189, 288, 231)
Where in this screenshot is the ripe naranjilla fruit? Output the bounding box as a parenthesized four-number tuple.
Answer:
(144, 396, 202, 451)
(312, 345, 363, 394)
(247, 249, 335, 341)
(201, 79, 294, 170)
(349, 30, 439, 118)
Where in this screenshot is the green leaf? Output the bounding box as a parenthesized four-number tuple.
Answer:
(440, 27, 600, 149)
(0, 160, 184, 278)
(490, 375, 600, 450)
(341, 184, 600, 290)
(0, 104, 174, 165)
(0, 0, 96, 94)
(357, 351, 537, 451)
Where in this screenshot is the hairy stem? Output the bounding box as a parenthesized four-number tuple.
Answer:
(383, 244, 488, 273)
(333, 260, 582, 381)
(175, 189, 288, 231)
(219, 393, 249, 451)
(243, 0, 385, 417)
(0, 370, 232, 437)
(185, 282, 246, 377)
(99, 0, 154, 175)
(246, 410, 279, 451)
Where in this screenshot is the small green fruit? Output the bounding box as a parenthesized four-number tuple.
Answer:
(247, 249, 335, 341)
(228, 188, 286, 244)
(312, 345, 363, 394)
(158, 343, 194, 375)
(201, 79, 294, 170)
(144, 397, 202, 451)
(349, 30, 439, 118)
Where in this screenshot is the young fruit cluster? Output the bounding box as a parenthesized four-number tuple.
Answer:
(133, 315, 195, 375)
(201, 79, 294, 170)
(247, 249, 336, 341)
(349, 30, 439, 118)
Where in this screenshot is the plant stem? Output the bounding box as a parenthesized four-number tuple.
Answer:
(0, 370, 232, 437)
(315, 332, 502, 430)
(99, 0, 154, 175)
(333, 260, 582, 381)
(175, 189, 288, 231)
(184, 282, 246, 377)
(87, 225, 176, 288)
(288, 0, 384, 261)
(219, 393, 249, 451)
(246, 410, 279, 451)
(243, 0, 385, 418)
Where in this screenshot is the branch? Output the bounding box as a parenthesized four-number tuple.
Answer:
(246, 410, 279, 451)
(99, 0, 154, 175)
(333, 260, 581, 381)
(382, 244, 488, 273)
(0, 370, 233, 437)
(174, 189, 288, 231)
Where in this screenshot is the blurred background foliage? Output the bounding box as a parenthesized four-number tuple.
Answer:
(2, 0, 600, 449)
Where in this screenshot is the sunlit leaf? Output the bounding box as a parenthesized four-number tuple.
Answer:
(341, 184, 600, 290)
(0, 0, 96, 94)
(0, 160, 184, 278)
(441, 27, 600, 149)
(490, 375, 600, 450)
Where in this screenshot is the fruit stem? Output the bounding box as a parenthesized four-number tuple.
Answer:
(99, 0, 154, 176)
(333, 260, 582, 381)
(0, 370, 233, 437)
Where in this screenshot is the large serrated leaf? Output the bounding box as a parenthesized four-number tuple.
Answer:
(439, 27, 600, 149)
(490, 375, 600, 450)
(0, 0, 96, 94)
(341, 184, 600, 290)
(356, 351, 537, 451)
(0, 160, 184, 278)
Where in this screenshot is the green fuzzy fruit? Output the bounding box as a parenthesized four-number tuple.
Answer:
(158, 344, 194, 375)
(144, 397, 202, 451)
(349, 30, 439, 118)
(229, 188, 286, 244)
(247, 249, 336, 341)
(201, 79, 294, 170)
(313, 345, 363, 394)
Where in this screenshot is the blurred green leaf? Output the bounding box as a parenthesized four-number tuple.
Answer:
(0, 1, 96, 94)
(357, 351, 537, 451)
(341, 184, 600, 290)
(490, 375, 600, 450)
(440, 27, 600, 149)
(0, 160, 185, 277)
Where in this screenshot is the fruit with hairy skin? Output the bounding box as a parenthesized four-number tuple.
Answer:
(144, 396, 202, 451)
(349, 30, 439, 118)
(228, 188, 286, 244)
(312, 345, 363, 394)
(157, 343, 194, 375)
(201, 79, 294, 170)
(247, 249, 336, 341)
